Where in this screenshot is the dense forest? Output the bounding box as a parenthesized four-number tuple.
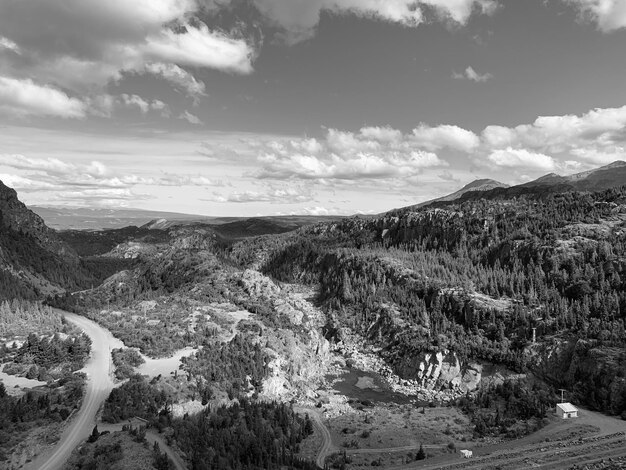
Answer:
(0, 375, 85, 462)
(103, 375, 170, 423)
(171, 399, 316, 470)
(246, 187, 626, 416)
(457, 379, 555, 438)
(1, 332, 91, 380)
(0, 219, 135, 301)
(101, 374, 317, 470)
(182, 334, 270, 402)
(0, 300, 63, 337)
(0, 300, 92, 382)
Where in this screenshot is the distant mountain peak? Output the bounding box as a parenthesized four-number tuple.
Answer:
(391, 160, 626, 214)
(437, 178, 509, 201)
(461, 178, 505, 190)
(397, 178, 509, 212)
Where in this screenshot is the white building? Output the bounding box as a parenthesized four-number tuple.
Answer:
(556, 402, 578, 419)
(460, 449, 473, 458)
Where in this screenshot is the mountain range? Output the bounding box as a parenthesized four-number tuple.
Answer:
(31, 161, 626, 231)
(427, 160, 626, 206)
(402, 160, 626, 212)
(0, 160, 625, 301)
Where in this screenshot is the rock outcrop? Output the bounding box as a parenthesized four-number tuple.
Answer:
(526, 338, 626, 416)
(395, 350, 482, 392)
(0, 180, 76, 260)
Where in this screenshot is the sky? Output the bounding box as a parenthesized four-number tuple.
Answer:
(0, 0, 626, 217)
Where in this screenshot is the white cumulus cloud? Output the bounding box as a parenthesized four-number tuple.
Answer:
(487, 147, 557, 171)
(0, 0, 255, 117)
(562, 0, 626, 32)
(412, 124, 481, 151)
(0, 76, 87, 118)
(252, 0, 498, 44)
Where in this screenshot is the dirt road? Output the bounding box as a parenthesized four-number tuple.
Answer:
(300, 405, 626, 470)
(24, 311, 124, 470)
(386, 408, 626, 470)
(296, 408, 337, 468)
(297, 407, 445, 469)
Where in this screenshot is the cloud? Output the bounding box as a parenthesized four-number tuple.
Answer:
(358, 126, 403, 143)
(250, 126, 456, 181)
(453, 66, 493, 82)
(120, 94, 171, 115)
(214, 185, 314, 203)
(0, 154, 221, 202)
(258, 150, 445, 180)
(487, 147, 556, 171)
(412, 124, 480, 151)
(0, 36, 19, 53)
(142, 63, 207, 100)
(237, 105, 626, 179)
(300, 206, 333, 216)
(570, 146, 626, 165)
(120, 94, 151, 114)
(562, 0, 626, 32)
(0, 76, 87, 118)
(472, 105, 626, 172)
(0, 0, 501, 119)
(481, 105, 626, 155)
(53, 188, 153, 207)
(0, 174, 57, 192)
(143, 22, 254, 74)
(251, 0, 498, 44)
(0, 154, 76, 174)
(179, 110, 204, 125)
(0, 0, 255, 116)
(420, 0, 498, 23)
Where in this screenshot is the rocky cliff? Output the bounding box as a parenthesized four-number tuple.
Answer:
(0, 180, 84, 299)
(395, 350, 482, 392)
(0, 180, 76, 260)
(527, 338, 626, 416)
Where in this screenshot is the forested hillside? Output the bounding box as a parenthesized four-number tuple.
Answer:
(242, 187, 626, 416)
(0, 180, 133, 301)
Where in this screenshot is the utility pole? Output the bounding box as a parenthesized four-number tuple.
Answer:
(532, 327, 536, 343)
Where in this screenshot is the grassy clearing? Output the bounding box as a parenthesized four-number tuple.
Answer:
(327, 403, 473, 451)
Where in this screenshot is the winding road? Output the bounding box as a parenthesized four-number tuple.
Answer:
(23, 310, 187, 470)
(24, 311, 124, 470)
(295, 408, 337, 468)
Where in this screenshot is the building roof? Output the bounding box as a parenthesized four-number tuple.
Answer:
(557, 402, 578, 413)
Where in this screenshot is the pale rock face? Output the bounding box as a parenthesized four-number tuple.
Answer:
(398, 350, 482, 392)
(274, 300, 304, 325)
(261, 356, 291, 400)
(171, 400, 205, 418)
(260, 329, 332, 401)
(241, 269, 280, 298)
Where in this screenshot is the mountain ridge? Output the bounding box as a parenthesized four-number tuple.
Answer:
(398, 160, 626, 213)
(0, 180, 130, 300)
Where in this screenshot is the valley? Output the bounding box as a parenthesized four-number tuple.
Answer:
(2, 164, 626, 469)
